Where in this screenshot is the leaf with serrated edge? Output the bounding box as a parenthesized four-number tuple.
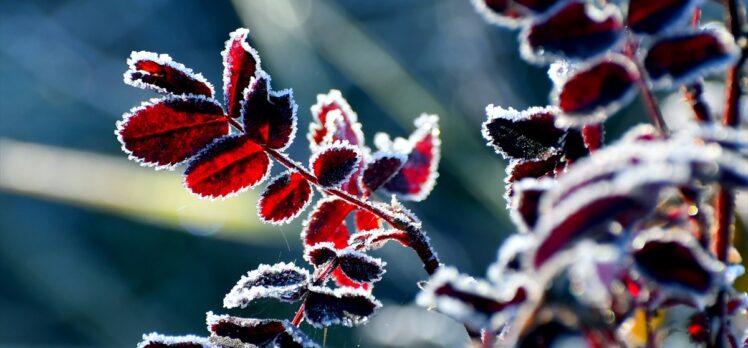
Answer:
(310, 141, 362, 188)
(222, 28, 261, 120)
(125, 51, 215, 97)
(258, 171, 313, 225)
(138, 333, 216, 348)
(303, 286, 382, 328)
(223, 262, 310, 308)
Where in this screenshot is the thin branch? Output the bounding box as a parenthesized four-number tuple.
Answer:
(624, 37, 669, 136)
(263, 146, 441, 275)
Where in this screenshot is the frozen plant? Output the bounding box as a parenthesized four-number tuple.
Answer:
(115, 0, 748, 346)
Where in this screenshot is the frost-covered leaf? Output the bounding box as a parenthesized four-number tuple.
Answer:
(626, 0, 702, 36)
(206, 313, 321, 348)
(361, 152, 406, 193)
(241, 72, 297, 150)
(303, 286, 381, 328)
(504, 152, 562, 199)
(138, 333, 216, 348)
(632, 229, 722, 296)
(510, 179, 551, 233)
(482, 105, 566, 160)
(354, 209, 381, 232)
(487, 234, 537, 283)
(222, 28, 261, 120)
(349, 229, 411, 250)
(125, 51, 214, 97)
(581, 123, 604, 151)
(380, 114, 441, 201)
(310, 142, 361, 188)
(302, 197, 355, 249)
(207, 312, 286, 346)
(471, 0, 527, 28)
(304, 242, 338, 267)
(116, 96, 229, 169)
(308, 90, 365, 151)
(223, 262, 310, 308)
(258, 171, 313, 224)
(416, 267, 528, 331)
(184, 135, 271, 198)
(554, 55, 638, 126)
(520, 1, 623, 64)
(337, 249, 386, 284)
(644, 26, 739, 89)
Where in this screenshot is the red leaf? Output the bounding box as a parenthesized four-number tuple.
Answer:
(510, 179, 551, 233)
(310, 142, 361, 188)
(222, 28, 261, 119)
(520, 1, 623, 63)
(258, 171, 313, 224)
(302, 198, 355, 249)
(332, 267, 370, 290)
(632, 231, 722, 295)
(242, 72, 297, 150)
(644, 27, 738, 89)
(117, 96, 229, 169)
(125, 51, 214, 97)
(505, 152, 562, 199)
(361, 152, 406, 193)
(380, 115, 441, 201)
(184, 135, 271, 198)
(354, 210, 381, 232)
(303, 286, 381, 328)
(472, 0, 527, 28)
(627, 0, 700, 35)
(554, 55, 638, 124)
(482, 105, 566, 160)
(308, 90, 364, 151)
(207, 314, 285, 346)
(304, 243, 338, 267)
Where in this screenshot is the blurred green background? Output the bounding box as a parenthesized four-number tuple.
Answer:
(1, 0, 746, 347)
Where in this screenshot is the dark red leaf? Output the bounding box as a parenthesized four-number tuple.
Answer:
(303, 286, 381, 328)
(222, 28, 260, 119)
(258, 171, 313, 224)
(117, 96, 229, 169)
(349, 229, 411, 250)
(206, 313, 321, 348)
(302, 198, 355, 249)
(354, 210, 381, 232)
(381, 115, 441, 201)
(687, 313, 709, 344)
(555, 55, 638, 121)
(361, 153, 406, 193)
(632, 233, 721, 294)
(472, 0, 527, 28)
(242, 72, 297, 150)
(521, 1, 623, 63)
(332, 267, 370, 290)
(482, 105, 566, 160)
(533, 194, 648, 268)
(417, 267, 528, 330)
(510, 179, 550, 233)
(337, 249, 386, 284)
(644, 28, 738, 89)
(138, 333, 214, 348)
(310, 142, 361, 188)
(184, 135, 270, 198)
(125, 51, 214, 97)
(308, 90, 364, 151)
(207, 313, 285, 346)
(627, 0, 699, 35)
(223, 262, 310, 308)
(505, 152, 562, 199)
(582, 123, 604, 151)
(304, 243, 338, 267)
(562, 128, 590, 162)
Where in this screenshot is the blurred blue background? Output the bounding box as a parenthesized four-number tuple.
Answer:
(1, 0, 745, 347)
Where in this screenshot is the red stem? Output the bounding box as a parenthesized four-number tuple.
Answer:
(624, 37, 669, 135)
(712, 0, 746, 345)
(262, 146, 441, 275)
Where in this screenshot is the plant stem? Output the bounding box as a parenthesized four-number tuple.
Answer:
(263, 146, 441, 275)
(624, 37, 669, 135)
(712, 0, 746, 346)
(684, 82, 712, 122)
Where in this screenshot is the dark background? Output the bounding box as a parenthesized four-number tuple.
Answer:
(0, 0, 745, 347)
